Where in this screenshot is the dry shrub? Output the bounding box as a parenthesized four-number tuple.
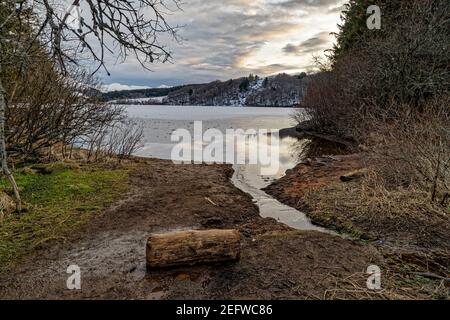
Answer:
(299, 0, 449, 205)
(299, 71, 350, 137)
(3, 52, 145, 164)
(362, 96, 449, 204)
(82, 119, 145, 162)
(6, 56, 125, 162)
(298, 51, 370, 140)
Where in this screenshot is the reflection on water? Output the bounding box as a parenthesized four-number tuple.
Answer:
(231, 163, 327, 231)
(126, 105, 328, 231)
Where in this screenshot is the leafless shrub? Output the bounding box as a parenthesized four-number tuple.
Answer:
(297, 70, 356, 139)
(107, 119, 145, 160)
(297, 0, 449, 205)
(84, 119, 144, 162)
(6, 58, 125, 162)
(362, 96, 450, 204)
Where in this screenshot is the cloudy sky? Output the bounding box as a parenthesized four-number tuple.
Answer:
(98, 0, 346, 89)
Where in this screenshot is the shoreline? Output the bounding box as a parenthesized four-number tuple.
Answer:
(0, 157, 382, 299)
(0, 148, 447, 299)
(113, 102, 301, 108)
(264, 148, 449, 298)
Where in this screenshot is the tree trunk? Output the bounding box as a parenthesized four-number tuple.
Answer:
(0, 76, 22, 212)
(146, 229, 241, 269)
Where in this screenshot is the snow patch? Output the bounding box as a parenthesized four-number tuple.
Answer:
(101, 83, 172, 92)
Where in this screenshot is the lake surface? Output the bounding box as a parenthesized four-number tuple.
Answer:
(126, 105, 326, 231)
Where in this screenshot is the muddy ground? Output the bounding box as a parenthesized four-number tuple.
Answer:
(265, 154, 450, 298)
(0, 158, 392, 299)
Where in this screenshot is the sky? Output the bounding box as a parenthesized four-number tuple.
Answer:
(96, 0, 347, 90)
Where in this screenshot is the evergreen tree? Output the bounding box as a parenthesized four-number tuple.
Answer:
(239, 78, 250, 92)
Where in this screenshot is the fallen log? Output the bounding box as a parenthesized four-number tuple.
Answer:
(146, 229, 241, 269)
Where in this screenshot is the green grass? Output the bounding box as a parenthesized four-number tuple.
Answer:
(0, 162, 129, 273)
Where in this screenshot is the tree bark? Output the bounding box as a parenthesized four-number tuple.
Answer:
(0, 75, 22, 212)
(146, 229, 241, 269)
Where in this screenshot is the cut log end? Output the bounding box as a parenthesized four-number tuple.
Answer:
(146, 229, 241, 269)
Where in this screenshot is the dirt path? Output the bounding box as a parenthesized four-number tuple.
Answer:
(0, 159, 384, 299)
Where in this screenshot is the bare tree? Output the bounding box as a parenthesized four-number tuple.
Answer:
(0, 0, 181, 212)
(36, 0, 181, 74)
(0, 74, 22, 212)
(0, 1, 33, 212)
(7, 63, 125, 162)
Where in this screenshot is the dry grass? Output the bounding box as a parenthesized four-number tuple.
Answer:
(322, 269, 449, 300)
(304, 174, 449, 238)
(300, 170, 449, 299)
(0, 192, 15, 220)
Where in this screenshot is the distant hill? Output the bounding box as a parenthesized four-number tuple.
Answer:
(101, 86, 184, 101)
(100, 73, 307, 107)
(164, 73, 306, 107)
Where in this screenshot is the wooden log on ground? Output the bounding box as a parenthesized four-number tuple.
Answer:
(146, 229, 241, 269)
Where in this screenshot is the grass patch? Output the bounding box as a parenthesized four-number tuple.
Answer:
(0, 162, 129, 273)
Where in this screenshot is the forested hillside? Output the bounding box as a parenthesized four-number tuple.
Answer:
(163, 73, 305, 107)
(101, 73, 306, 107)
(100, 86, 184, 102)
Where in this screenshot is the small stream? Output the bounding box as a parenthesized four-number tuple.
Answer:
(126, 105, 328, 232)
(231, 163, 327, 232)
